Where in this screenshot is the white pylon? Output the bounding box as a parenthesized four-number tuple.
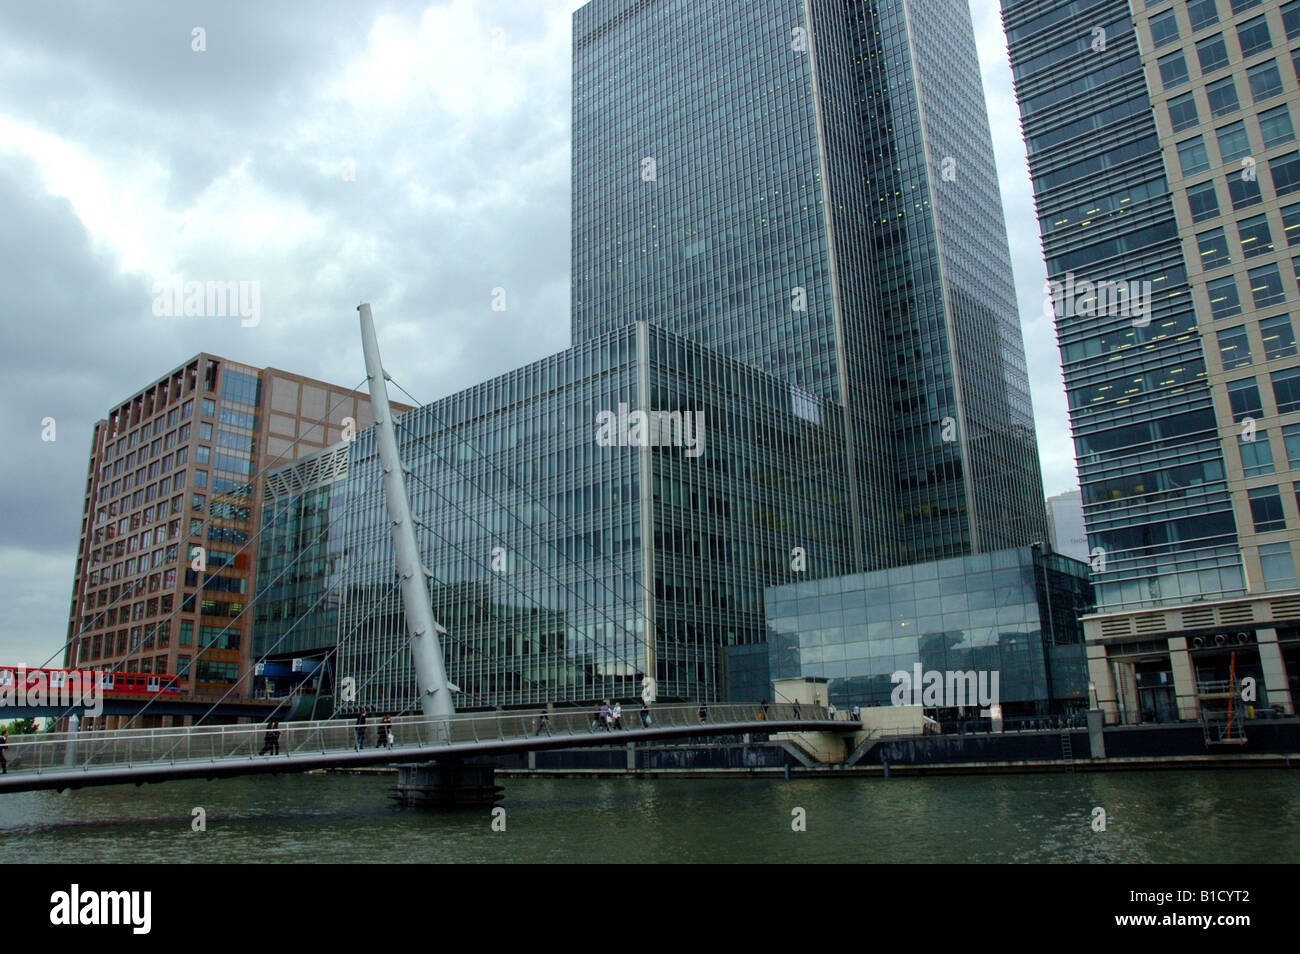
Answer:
(358, 303, 455, 718)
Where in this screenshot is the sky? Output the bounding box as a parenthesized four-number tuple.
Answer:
(0, 0, 1076, 666)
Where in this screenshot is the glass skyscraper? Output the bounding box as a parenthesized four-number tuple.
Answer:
(254, 0, 1064, 711)
(573, 0, 1049, 566)
(260, 323, 856, 710)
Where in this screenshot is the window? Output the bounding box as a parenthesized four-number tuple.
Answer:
(193, 470, 208, 489)
(1273, 366, 1300, 413)
(199, 422, 213, 440)
(1284, 205, 1300, 246)
(1160, 50, 1190, 88)
(1187, 180, 1221, 221)
(1240, 429, 1275, 476)
(1249, 486, 1286, 532)
(1270, 152, 1300, 196)
(201, 399, 215, 416)
(1248, 60, 1284, 102)
(1168, 92, 1200, 132)
(1283, 423, 1300, 466)
(1249, 263, 1286, 307)
(1179, 136, 1211, 175)
(1238, 213, 1274, 257)
(1218, 324, 1252, 368)
(1150, 8, 1179, 47)
(1206, 76, 1240, 116)
(1260, 314, 1298, 359)
(1216, 121, 1251, 163)
(197, 446, 210, 464)
(1236, 16, 1271, 57)
(1197, 33, 1231, 73)
(1230, 0, 1261, 11)
(1228, 377, 1264, 422)
(1189, 0, 1220, 30)
(1259, 542, 1297, 590)
(1285, 0, 1300, 39)
(1229, 172, 1263, 208)
(1198, 227, 1232, 269)
(1207, 274, 1243, 318)
(1259, 105, 1296, 149)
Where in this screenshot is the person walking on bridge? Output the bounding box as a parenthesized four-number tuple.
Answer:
(0, 730, 7, 774)
(599, 701, 612, 731)
(259, 720, 281, 756)
(354, 709, 368, 751)
(536, 702, 552, 737)
(640, 703, 651, 728)
(612, 701, 623, 730)
(378, 715, 393, 750)
(698, 701, 708, 724)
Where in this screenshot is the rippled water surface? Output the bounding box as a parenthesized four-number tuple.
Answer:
(1, 770, 1295, 863)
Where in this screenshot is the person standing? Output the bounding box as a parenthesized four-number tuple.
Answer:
(760, 698, 770, 720)
(379, 715, 393, 749)
(640, 703, 651, 728)
(537, 702, 552, 737)
(354, 709, 368, 751)
(612, 701, 623, 730)
(599, 700, 612, 731)
(259, 720, 280, 756)
(698, 701, 708, 723)
(792, 699, 801, 719)
(0, 730, 7, 774)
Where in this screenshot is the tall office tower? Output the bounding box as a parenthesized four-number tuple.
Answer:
(64, 354, 397, 725)
(1005, 0, 1300, 722)
(572, 0, 1050, 566)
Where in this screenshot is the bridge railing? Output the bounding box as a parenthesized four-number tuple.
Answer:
(0, 703, 832, 780)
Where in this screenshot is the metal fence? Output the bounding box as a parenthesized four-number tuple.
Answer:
(0, 703, 831, 780)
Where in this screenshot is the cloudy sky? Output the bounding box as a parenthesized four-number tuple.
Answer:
(0, 0, 1073, 666)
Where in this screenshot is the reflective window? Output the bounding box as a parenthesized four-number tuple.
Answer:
(1217, 324, 1252, 368)
(1207, 75, 1240, 116)
(1228, 377, 1264, 422)
(1237, 213, 1274, 257)
(1198, 226, 1233, 268)
(1248, 60, 1284, 102)
(1160, 50, 1190, 88)
(1198, 33, 1231, 73)
(1240, 429, 1275, 476)
(1188, 180, 1221, 221)
(1236, 16, 1272, 57)
(1217, 121, 1251, 162)
(1189, 0, 1220, 30)
(1248, 486, 1285, 532)
(1179, 136, 1211, 175)
(1259, 105, 1295, 149)
(1260, 314, 1298, 359)
(1168, 92, 1199, 132)
(1151, 8, 1180, 47)
(1249, 263, 1286, 307)
(1207, 274, 1243, 318)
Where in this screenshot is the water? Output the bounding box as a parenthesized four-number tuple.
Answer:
(1, 770, 1296, 863)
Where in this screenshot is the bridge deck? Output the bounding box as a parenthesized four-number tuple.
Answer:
(0, 703, 848, 794)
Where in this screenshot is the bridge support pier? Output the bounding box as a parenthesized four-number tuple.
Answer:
(390, 762, 503, 808)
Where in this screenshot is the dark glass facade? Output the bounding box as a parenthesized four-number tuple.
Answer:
(259, 323, 857, 711)
(1003, 0, 1244, 610)
(765, 545, 1095, 714)
(572, 0, 1049, 567)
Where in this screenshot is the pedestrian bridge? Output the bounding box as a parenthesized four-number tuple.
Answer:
(0, 703, 848, 794)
